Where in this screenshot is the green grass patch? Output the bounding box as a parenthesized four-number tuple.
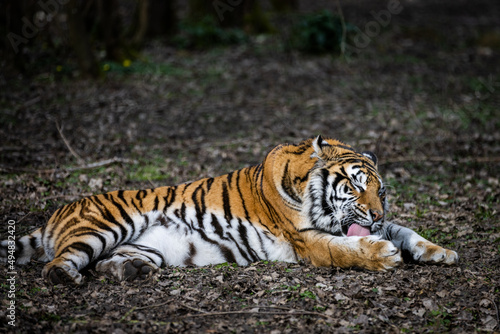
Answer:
(102, 59, 188, 77)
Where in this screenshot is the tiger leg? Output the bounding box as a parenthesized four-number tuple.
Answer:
(299, 230, 402, 271)
(41, 232, 122, 285)
(42, 255, 86, 285)
(95, 244, 165, 281)
(379, 222, 458, 265)
(41, 210, 166, 285)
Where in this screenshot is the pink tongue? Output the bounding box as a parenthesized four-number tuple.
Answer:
(347, 223, 371, 237)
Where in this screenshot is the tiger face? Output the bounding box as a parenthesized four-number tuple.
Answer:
(303, 137, 387, 237)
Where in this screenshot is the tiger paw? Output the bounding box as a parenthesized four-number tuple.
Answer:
(96, 257, 159, 281)
(42, 261, 83, 285)
(358, 236, 402, 271)
(123, 259, 158, 281)
(412, 241, 459, 265)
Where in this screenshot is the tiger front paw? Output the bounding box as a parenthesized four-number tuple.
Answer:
(412, 241, 459, 265)
(358, 236, 402, 271)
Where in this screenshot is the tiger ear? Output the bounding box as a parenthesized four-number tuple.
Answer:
(362, 151, 378, 167)
(312, 135, 331, 159)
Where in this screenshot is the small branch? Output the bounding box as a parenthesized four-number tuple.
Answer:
(0, 157, 138, 174)
(56, 121, 85, 165)
(41, 193, 93, 201)
(64, 158, 138, 172)
(119, 306, 137, 322)
(486, 297, 500, 330)
(135, 300, 171, 311)
(177, 307, 333, 321)
(179, 302, 206, 314)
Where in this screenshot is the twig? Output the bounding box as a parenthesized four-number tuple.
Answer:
(0, 157, 138, 174)
(179, 302, 206, 314)
(17, 212, 34, 224)
(16, 96, 41, 111)
(486, 297, 500, 330)
(41, 194, 93, 201)
(118, 301, 180, 322)
(64, 158, 138, 172)
(178, 308, 333, 320)
(119, 306, 137, 322)
(56, 121, 85, 165)
(147, 177, 158, 189)
(135, 300, 171, 311)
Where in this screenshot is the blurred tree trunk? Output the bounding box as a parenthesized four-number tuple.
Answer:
(131, 0, 148, 47)
(66, 0, 99, 77)
(190, 0, 273, 33)
(131, 0, 177, 49)
(1, 0, 35, 72)
(270, 0, 298, 12)
(188, 0, 212, 22)
(99, 0, 125, 61)
(146, 0, 177, 38)
(244, 0, 274, 34)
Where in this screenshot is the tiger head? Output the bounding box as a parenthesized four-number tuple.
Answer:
(300, 136, 388, 237)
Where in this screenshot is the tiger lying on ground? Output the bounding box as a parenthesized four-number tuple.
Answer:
(1, 136, 458, 285)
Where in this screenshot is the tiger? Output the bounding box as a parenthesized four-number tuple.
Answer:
(0, 136, 458, 285)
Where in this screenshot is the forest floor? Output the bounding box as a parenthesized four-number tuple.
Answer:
(1, 0, 499, 333)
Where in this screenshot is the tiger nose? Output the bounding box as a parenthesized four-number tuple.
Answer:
(370, 210, 384, 222)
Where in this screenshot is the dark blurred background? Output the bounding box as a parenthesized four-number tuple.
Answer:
(1, 0, 499, 78)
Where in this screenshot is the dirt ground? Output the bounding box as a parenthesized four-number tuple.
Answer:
(1, 0, 499, 333)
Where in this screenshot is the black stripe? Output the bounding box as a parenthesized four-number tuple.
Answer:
(15, 240, 24, 257)
(286, 143, 310, 155)
(211, 214, 226, 239)
(123, 244, 166, 267)
(184, 243, 197, 266)
(235, 169, 251, 221)
(205, 178, 214, 192)
(130, 197, 142, 213)
(58, 242, 95, 262)
(226, 231, 253, 263)
(153, 195, 160, 211)
(117, 190, 127, 205)
(109, 196, 135, 229)
(61, 229, 108, 254)
(193, 226, 237, 263)
(294, 169, 311, 185)
(220, 245, 237, 263)
(249, 223, 269, 259)
(135, 190, 147, 208)
(48, 200, 78, 240)
(281, 160, 302, 204)
(163, 186, 177, 208)
(227, 171, 234, 188)
(135, 190, 147, 200)
(91, 196, 129, 242)
(335, 144, 355, 151)
(222, 182, 232, 223)
(29, 234, 39, 250)
(297, 227, 343, 236)
(236, 220, 260, 262)
(81, 214, 120, 241)
(192, 183, 206, 224)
